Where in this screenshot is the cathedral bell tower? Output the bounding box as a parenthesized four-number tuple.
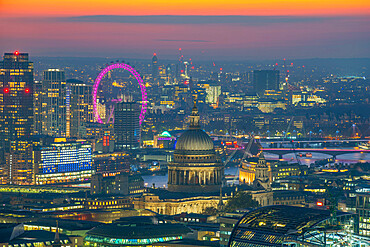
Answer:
(253, 152, 271, 190)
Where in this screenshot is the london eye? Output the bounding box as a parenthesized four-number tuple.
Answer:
(92, 63, 148, 125)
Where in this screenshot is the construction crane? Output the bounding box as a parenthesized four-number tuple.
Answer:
(224, 149, 238, 167)
(283, 116, 294, 140)
(283, 116, 303, 166)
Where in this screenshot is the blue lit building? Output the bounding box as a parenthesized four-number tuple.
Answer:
(35, 138, 92, 184)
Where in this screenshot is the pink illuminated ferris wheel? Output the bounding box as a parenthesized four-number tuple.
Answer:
(92, 63, 148, 125)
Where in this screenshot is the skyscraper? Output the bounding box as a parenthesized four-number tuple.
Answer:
(253, 70, 280, 95)
(42, 69, 67, 137)
(33, 80, 43, 135)
(114, 97, 140, 150)
(0, 51, 34, 184)
(152, 53, 159, 84)
(0, 52, 34, 149)
(66, 79, 94, 138)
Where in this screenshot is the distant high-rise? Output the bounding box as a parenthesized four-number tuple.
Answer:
(66, 79, 94, 138)
(152, 53, 159, 83)
(206, 83, 222, 107)
(33, 81, 43, 135)
(165, 64, 173, 85)
(0, 52, 34, 148)
(42, 69, 66, 137)
(253, 70, 280, 95)
(114, 97, 140, 150)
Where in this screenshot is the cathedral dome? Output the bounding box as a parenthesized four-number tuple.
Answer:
(175, 102, 214, 152)
(175, 129, 214, 151)
(168, 101, 223, 194)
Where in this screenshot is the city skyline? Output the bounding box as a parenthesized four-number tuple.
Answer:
(1, 0, 369, 59)
(0, 1, 370, 246)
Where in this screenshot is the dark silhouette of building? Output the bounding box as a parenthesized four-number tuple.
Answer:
(253, 70, 279, 95)
(114, 98, 140, 150)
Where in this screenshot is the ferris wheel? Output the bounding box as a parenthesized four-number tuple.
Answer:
(92, 63, 148, 124)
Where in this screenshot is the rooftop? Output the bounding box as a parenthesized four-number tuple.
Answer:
(230, 205, 351, 237)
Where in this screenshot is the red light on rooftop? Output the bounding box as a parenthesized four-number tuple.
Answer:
(275, 63, 278, 66)
(220, 68, 223, 71)
(153, 53, 157, 56)
(14, 50, 19, 55)
(317, 201, 323, 206)
(25, 88, 30, 93)
(179, 48, 182, 51)
(3, 88, 9, 93)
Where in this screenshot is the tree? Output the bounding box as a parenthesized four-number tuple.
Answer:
(224, 191, 259, 212)
(202, 207, 218, 216)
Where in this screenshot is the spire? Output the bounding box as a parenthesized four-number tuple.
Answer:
(189, 100, 200, 130)
(53, 220, 61, 247)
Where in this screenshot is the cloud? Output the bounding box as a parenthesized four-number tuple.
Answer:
(54, 15, 353, 25)
(155, 39, 212, 43)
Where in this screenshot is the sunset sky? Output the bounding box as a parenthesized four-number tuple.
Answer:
(0, 0, 369, 60)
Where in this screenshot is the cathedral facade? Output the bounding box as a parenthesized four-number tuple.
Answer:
(167, 103, 223, 193)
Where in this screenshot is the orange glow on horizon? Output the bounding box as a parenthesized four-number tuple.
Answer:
(1, 0, 369, 17)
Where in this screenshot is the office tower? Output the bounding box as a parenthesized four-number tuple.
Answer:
(253, 70, 280, 95)
(4, 140, 33, 184)
(42, 69, 67, 137)
(0, 52, 34, 149)
(165, 64, 172, 85)
(33, 81, 43, 135)
(152, 53, 159, 83)
(0, 52, 34, 184)
(34, 138, 92, 184)
(206, 84, 222, 107)
(91, 173, 144, 195)
(114, 97, 140, 150)
(66, 79, 94, 137)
